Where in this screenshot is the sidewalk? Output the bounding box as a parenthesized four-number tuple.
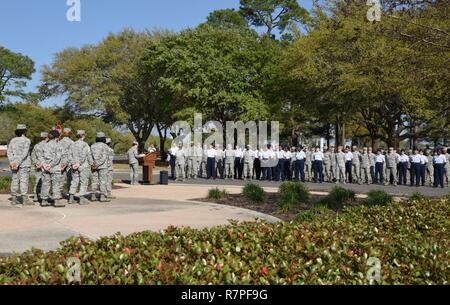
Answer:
(0, 184, 279, 254)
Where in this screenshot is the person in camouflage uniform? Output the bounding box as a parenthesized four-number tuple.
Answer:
(59, 128, 74, 198)
(175, 143, 186, 181)
(335, 146, 346, 184)
(323, 147, 332, 182)
(385, 148, 399, 186)
(186, 143, 196, 179)
(127, 141, 140, 186)
(68, 130, 93, 205)
(199, 144, 208, 179)
(7, 124, 33, 206)
(352, 146, 361, 184)
(224, 144, 235, 180)
(193, 143, 203, 179)
(215, 144, 224, 179)
(40, 130, 65, 207)
(31, 132, 48, 203)
(304, 147, 312, 182)
(105, 138, 116, 199)
(360, 147, 372, 185)
(243, 145, 255, 180)
(91, 132, 110, 203)
(425, 150, 434, 187)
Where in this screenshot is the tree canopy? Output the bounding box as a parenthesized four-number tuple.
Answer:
(0, 46, 35, 106)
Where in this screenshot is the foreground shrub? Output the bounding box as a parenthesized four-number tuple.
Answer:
(242, 183, 266, 203)
(410, 192, 426, 202)
(366, 190, 394, 206)
(0, 176, 35, 193)
(294, 205, 331, 223)
(0, 176, 12, 192)
(318, 186, 356, 211)
(0, 198, 447, 285)
(207, 188, 228, 200)
(278, 182, 310, 211)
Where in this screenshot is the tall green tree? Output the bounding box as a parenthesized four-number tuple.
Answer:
(40, 29, 173, 150)
(206, 9, 248, 29)
(239, 0, 309, 36)
(0, 47, 35, 105)
(142, 25, 279, 126)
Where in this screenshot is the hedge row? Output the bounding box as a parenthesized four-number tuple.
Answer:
(0, 197, 448, 285)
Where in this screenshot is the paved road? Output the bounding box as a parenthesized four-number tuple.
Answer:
(0, 193, 278, 255)
(170, 178, 449, 197)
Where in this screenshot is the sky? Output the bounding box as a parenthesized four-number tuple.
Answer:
(1, 0, 313, 107)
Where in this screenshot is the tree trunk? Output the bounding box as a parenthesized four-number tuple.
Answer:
(157, 124, 168, 161)
(341, 123, 346, 148)
(335, 121, 340, 147)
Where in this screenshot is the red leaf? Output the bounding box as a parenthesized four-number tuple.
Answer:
(341, 264, 347, 272)
(261, 267, 269, 276)
(123, 247, 131, 255)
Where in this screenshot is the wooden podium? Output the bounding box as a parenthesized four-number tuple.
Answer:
(140, 153, 159, 185)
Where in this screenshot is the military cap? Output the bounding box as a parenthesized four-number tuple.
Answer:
(106, 138, 112, 144)
(63, 128, 72, 133)
(40, 132, 48, 138)
(16, 124, 27, 130)
(76, 130, 86, 136)
(96, 132, 106, 138)
(133, 141, 138, 145)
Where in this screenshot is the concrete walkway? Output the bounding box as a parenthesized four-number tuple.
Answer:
(0, 183, 279, 254)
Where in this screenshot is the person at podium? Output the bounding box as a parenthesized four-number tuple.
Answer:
(128, 141, 146, 185)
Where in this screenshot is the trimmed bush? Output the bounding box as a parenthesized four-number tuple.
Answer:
(366, 190, 394, 206)
(410, 192, 426, 202)
(318, 186, 356, 211)
(0, 176, 12, 193)
(242, 183, 266, 204)
(0, 176, 35, 193)
(278, 182, 310, 211)
(0, 198, 447, 284)
(207, 188, 228, 200)
(294, 205, 331, 223)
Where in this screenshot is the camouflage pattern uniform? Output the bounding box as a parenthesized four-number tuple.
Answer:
(323, 150, 332, 182)
(426, 153, 434, 187)
(329, 149, 337, 182)
(335, 150, 346, 184)
(175, 146, 186, 181)
(69, 132, 93, 204)
(352, 149, 361, 184)
(59, 134, 74, 196)
(215, 146, 224, 179)
(7, 125, 32, 205)
(106, 138, 115, 196)
(91, 136, 110, 202)
(243, 148, 254, 180)
(31, 133, 47, 202)
(385, 151, 399, 186)
(360, 152, 372, 184)
(200, 146, 208, 178)
(127, 143, 140, 185)
(305, 148, 312, 182)
(40, 137, 64, 207)
(187, 145, 196, 179)
(193, 144, 203, 179)
(224, 147, 235, 179)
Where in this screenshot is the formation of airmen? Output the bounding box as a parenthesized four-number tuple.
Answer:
(167, 143, 450, 188)
(7, 124, 116, 207)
